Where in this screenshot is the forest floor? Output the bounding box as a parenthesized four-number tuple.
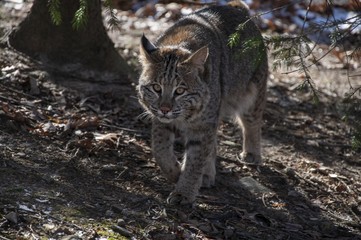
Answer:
(0, 1, 361, 240)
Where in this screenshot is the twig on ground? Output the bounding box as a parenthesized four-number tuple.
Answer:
(101, 123, 146, 134)
(0, 236, 11, 240)
(0, 82, 38, 99)
(177, 0, 215, 5)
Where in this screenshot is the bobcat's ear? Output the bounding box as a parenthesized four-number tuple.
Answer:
(140, 34, 158, 64)
(183, 46, 209, 71)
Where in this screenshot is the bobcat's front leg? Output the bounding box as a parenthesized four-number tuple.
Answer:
(167, 124, 217, 205)
(152, 120, 181, 183)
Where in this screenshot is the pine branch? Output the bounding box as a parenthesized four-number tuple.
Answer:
(48, 0, 62, 25)
(228, 23, 267, 72)
(72, 0, 88, 30)
(104, 0, 121, 31)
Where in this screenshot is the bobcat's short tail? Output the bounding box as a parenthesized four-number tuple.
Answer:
(227, 0, 250, 11)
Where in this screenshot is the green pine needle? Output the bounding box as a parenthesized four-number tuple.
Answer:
(48, 0, 62, 25)
(72, 0, 88, 30)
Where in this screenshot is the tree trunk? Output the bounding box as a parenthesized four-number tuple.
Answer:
(8, 0, 132, 94)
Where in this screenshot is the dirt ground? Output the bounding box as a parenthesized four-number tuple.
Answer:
(0, 1, 361, 240)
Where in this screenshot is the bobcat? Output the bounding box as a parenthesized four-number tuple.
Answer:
(137, 3, 268, 205)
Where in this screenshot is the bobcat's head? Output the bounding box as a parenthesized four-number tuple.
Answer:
(137, 35, 210, 123)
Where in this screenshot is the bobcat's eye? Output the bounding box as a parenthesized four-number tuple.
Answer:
(175, 87, 186, 95)
(152, 84, 162, 93)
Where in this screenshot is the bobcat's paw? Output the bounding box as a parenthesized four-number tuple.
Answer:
(239, 152, 262, 165)
(202, 173, 215, 188)
(202, 159, 216, 188)
(167, 191, 195, 206)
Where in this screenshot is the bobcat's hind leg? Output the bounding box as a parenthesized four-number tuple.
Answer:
(238, 84, 266, 165)
(239, 113, 262, 165)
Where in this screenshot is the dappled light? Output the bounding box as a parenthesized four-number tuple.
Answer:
(0, 0, 360, 239)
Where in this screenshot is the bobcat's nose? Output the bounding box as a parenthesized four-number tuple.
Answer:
(160, 105, 172, 114)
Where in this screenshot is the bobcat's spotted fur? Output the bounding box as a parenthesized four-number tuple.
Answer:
(137, 4, 268, 204)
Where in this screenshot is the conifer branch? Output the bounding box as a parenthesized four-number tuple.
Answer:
(72, 0, 88, 30)
(104, 0, 121, 31)
(48, 0, 62, 25)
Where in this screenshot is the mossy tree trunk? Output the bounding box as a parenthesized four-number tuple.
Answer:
(9, 0, 132, 93)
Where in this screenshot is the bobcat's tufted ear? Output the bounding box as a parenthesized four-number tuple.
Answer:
(183, 46, 209, 72)
(140, 34, 158, 64)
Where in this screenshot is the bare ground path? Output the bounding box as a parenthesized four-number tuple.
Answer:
(0, 1, 360, 239)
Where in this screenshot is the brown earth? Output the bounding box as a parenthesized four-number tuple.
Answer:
(0, 1, 360, 240)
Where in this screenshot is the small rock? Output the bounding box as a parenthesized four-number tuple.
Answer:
(42, 122, 56, 132)
(43, 223, 56, 230)
(307, 139, 319, 147)
(60, 235, 82, 240)
(105, 209, 114, 217)
(285, 167, 297, 178)
(111, 204, 124, 213)
(5, 211, 18, 224)
(110, 225, 132, 237)
(237, 177, 273, 196)
(117, 218, 126, 226)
